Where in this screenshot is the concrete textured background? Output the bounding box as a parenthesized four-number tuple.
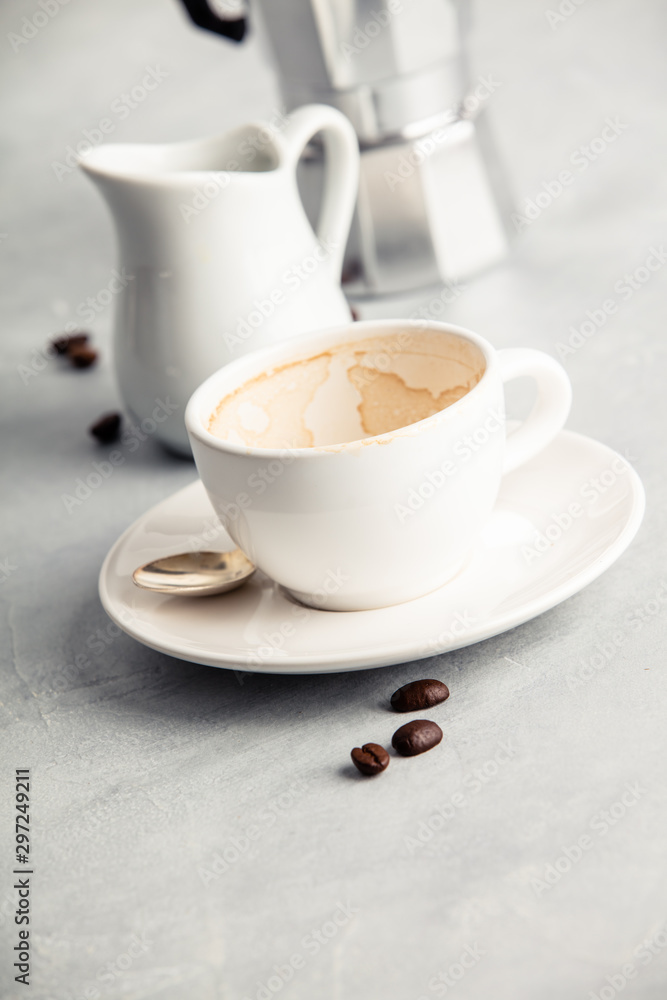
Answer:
(1, 0, 667, 997)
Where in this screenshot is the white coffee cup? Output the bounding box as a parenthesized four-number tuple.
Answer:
(186, 320, 572, 611)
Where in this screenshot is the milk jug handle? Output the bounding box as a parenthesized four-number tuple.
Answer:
(281, 105, 360, 279)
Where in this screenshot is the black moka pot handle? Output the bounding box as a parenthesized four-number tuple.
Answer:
(177, 0, 248, 42)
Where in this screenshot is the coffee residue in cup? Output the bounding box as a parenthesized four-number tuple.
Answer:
(209, 353, 333, 448)
(350, 366, 475, 438)
(208, 331, 485, 449)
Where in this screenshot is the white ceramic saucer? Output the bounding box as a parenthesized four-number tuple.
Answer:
(99, 431, 644, 674)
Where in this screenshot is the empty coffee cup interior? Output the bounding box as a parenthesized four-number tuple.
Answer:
(207, 329, 487, 449)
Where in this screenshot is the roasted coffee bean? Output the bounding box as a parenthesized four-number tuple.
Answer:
(89, 412, 122, 444)
(390, 679, 449, 713)
(52, 332, 89, 355)
(350, 742, 389, 776)
(391, 719, 442, 757)
(69, 346, 99, 369)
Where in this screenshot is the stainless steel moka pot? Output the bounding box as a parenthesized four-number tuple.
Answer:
(179, 0, 510, 297)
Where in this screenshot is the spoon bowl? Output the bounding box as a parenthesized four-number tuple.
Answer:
(133, 550, 256, 597)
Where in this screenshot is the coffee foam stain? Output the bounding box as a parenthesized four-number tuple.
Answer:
(208, 351, 335, 449)
(208, 331, 485, 450)
(351, 367, 477, 438)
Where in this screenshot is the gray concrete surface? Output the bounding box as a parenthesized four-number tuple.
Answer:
(2, 1, 667, 997)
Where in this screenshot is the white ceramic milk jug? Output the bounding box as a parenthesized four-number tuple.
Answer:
(79, 104, 359, 453)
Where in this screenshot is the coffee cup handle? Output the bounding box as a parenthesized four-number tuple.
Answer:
(280, 104, 360, 279)
(498, 348, 572, 474)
